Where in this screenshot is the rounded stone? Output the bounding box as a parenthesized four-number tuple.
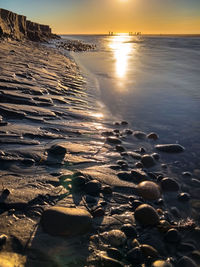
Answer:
(152, 153, 160, 161)
(141, 154, 156, 168)
(165, 228, 181, 243)
(137, 181, 160, 200)
(107, 136, 122, 144)
(155, 144, 185, 153)
(99, 255, 123, 267)
(121, 224, 138, 238)
(178, 192, 190, 202)
(134, 204, 159, 226)
(177, 256, 197, 267)
(140, 244, 159, 258)
(48, 144, 67, 155)
(101, 185, 112, 195)
(147, 132, 159, 140)
(92, 207, 105, 217)
(161, 178, 180, 191)
(126, 247, 143, 264)
(115, 145, 125, 152)
(107, 248, 123, 261)
(84, 180, 101, 196)
(106, 230, 126, 247)
(133, 131, 146, 139)
(152, 260, 173, 267)
(41, 207, 92, 236)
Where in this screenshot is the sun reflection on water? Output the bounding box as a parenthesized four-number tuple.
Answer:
(109, 34, 133, 79)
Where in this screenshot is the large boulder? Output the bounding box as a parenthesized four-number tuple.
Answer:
(41, 207, 93, 236)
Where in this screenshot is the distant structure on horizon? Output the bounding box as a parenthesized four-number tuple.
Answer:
(108, 31, 142, 36)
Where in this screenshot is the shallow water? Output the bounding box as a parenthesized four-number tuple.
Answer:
(62, 35, 200, 169)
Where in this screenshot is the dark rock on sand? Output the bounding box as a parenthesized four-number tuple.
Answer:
(155, 144, 185, 153)
(105, 230, 126, 247)
(161, 178, 180, 191)
(165, 228, 181, 243)
(84, 180, 101, 196)
(107, 136, 122, 144)
(134, 204, 159, 226)
(131, 169, 148, 181)
(141, 154, 156, 168)
(115, 145, 125, 152)
(121, 121, 128, 125)
(121, 224, 138, 238)
(140, 244, 159, 258)
(129, 152, 142, 160)
(147, 132, 159, 140)
(182, 171, 192, 178)
(177, 256, 197, 267)
(92, 207, 105, 217)
(133, 131, 146, 139)
(152, 153, 160, 161)
(101, 185, 112, 195)
(0, 234, 7, 246)
(41, 206, 92, 236)
(48, 144, 67, 156)
(152, 260, 173, 267)
(137, 181, 160, 200)
(117, 171, 131, 181)
(178, 192, 190, 202)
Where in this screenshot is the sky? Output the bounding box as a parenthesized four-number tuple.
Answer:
(0, 0, 200, 34)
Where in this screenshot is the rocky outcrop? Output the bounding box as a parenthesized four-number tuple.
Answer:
(0, 8, 59, 41)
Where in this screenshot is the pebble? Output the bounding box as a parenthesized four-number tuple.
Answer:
(121, 224, 138, 238)
(134, 204, 159, 226)
(117, 171, 131, 181)
(41, 207, 92, 236)
(161, 178, 180, 191)
(141, 154, 156, 168)
(177, 256, 197, 267)
(152, 153, 160, 160)
(107, 136, 122, 144)
(92, 207, 105, 217)
(131, 238, 140, 248)
(131, 169, 148, 181)
(48, 144, 67, 155)
(147, 132, 159, 140)
(101, 185, 112, 195)
(178, 192, 190, 202)
(84, 180, 101, 196)
(137, 181, 160, 200)
(115, 145, 125, 152)
(182, 171, 192, 178)
(157, 220, 171, 233)
(121, 121, 128, 125)
(0, 234, 7, 246)
(124, 129, 133, 135)
(152, 260, 173, 267)
(165, 228, 181, 243)
(134, 162, 143, 168)
(131, 200, 143, 209)
(133, 131, 146, 139)
(105, 230, 126, 247)
(107, 248, 123, 261)
(140, 244, 159, 258)
(155, 144, 185, 153)
(126, 247, 143, 264)
(99, 255, 124, 267)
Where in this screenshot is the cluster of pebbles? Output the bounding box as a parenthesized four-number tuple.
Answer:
(56, 39, 96, 52)
(0, 40, 200, 266)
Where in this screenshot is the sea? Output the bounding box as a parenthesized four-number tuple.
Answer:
(61, 34, 200, 170)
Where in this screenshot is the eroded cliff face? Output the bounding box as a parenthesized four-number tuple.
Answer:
(0, 8, 58, 41)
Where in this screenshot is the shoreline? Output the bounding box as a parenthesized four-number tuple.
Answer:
(0, 39, 200, 266)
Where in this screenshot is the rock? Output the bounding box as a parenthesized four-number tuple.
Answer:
(131, 238, 140, 248)
(155, 144, 185, 153)
(84, 180, 101, 196)
(152, 153, 160, 160)
(178, 242, 196, 253)
(177, 256, 197, 267)
(124, 129, 133, 135)
(92, 207, 105, 217)
(121, 121, 128, 125)
(41, 207, 92, 236)
(107, 248, 123, 261)
(140, 244, 159, 258)
(117, 171, 131, 181)
(178, 192, 190, 202)
(134, 204, 159, 226)
(141, 154, 156, 168)
(137, 181, 160, 200)
(126, 247, 143, 264)
(134, 162, 143, 168)
(161, 178, 179, 191)
(99, 255, 124, 267)
(101, 185, 112, 195)
(72, 176, 86, 187)
(131, 200, 143, 209)
(0, 234, 7, 246)
(165, 228, 181, 243)
(121, 224, 138, 238)
(152, 260, 173, 267)
(147, 132, 159, 140)
(182, 172, 192, 178)
(85, 195, 97, 204)
(130, 169, 148, 181)
(189, 251, 200, 265)
(115, 145, 125, 152)
(48, 144, 67, 155)
(107, 136, 122, 144)
(104, 230, 126, 247)
(133, 131, 146, 139)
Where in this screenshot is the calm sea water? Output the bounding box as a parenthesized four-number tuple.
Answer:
(62, 35, 200, 167)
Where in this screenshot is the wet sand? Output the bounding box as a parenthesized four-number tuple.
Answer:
(0, 39, 200, 266)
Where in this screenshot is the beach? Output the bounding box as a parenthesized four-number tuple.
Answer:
(0, 36, 200, 267)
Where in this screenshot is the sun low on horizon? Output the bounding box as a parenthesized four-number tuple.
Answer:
(0, 0, 200, 34)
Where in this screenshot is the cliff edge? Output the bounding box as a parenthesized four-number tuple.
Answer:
(0, 8, 59, 41)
